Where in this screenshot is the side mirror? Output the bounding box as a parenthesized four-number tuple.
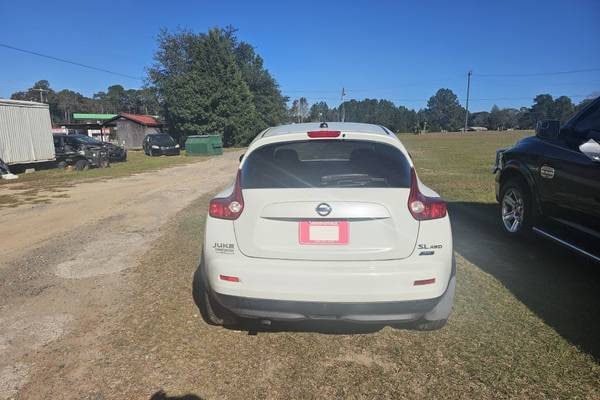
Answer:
(536, 120, 560, 139)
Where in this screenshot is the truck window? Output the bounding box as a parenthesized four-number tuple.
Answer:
(574, 104, 600, 138)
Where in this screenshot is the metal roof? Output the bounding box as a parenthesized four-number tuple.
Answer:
(0, 98, 48, 108)
(104, 113, 163, 127)
(262, 122, 390, 137)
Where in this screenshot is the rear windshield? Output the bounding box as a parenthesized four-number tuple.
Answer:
(66, 135, 102, 145)
(241, 140, 411, 188)
(150, 135, 175, 145)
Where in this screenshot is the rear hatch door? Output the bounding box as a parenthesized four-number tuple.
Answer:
(234, 189, 418, 260)
(233, 138, 418, 261)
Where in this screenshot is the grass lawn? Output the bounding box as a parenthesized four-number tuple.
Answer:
(399, 130, 532, 203)
(84, 130, 599, 398)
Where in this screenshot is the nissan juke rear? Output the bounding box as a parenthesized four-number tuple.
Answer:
(193, 122, 455, 330)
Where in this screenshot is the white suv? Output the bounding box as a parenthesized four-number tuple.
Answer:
(193, 122, 455, 330)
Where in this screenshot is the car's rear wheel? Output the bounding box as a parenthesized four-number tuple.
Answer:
(56, 161, 67, 169)
(500, 178, 533, 235)
(192, 263, 239, 327)
(74, 159, 89, 171)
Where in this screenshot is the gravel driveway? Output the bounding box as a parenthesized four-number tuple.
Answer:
(0, 151, 242, 399)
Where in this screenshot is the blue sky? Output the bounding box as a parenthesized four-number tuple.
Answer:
(1, 0, 599, 111)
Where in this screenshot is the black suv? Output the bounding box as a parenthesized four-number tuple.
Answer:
(53, 134, 109, 170)
(143, 133, 180, 156)
(493, 96, 600, 261)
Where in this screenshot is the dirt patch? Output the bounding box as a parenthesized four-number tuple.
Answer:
(0, 151, 242, 265)
(54, 232, 146, 279)
(0, 363, 29, 400)
(0, 151, 242, 399)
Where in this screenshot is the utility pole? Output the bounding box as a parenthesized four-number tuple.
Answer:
(340, 87, 346, 122)
(464, 70, 472, 133)
(32, 88, 48, 103)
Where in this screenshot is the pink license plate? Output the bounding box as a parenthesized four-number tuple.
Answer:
(299, 221, 349, 245)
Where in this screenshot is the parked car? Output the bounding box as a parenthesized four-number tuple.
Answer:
(143, 133, 180, 156)
(53, 134, 109, 170)
(493, 96, 600, 261)
(193, 122, 455, 330)
(102, 141, 127, 162)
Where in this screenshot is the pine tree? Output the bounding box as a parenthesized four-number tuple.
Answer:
(150, 28, 261, 146)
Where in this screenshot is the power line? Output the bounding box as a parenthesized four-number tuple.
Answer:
(474, 68, 600, 77)
(284, 77, 465, 94)
(0, 43, 143, 81)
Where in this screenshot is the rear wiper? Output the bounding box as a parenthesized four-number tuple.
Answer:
(320, 174, 387, 187)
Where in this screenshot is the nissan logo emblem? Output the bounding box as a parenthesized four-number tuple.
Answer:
(315, 203, 332, 216)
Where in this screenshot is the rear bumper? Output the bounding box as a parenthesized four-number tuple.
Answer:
(203, 253, 455, 322)
(212, 291, 443, 322)
(158, 148, 180, 156)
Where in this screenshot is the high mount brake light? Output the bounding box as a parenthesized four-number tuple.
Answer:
(408, 168, 447, 220)
(307, 130, 341, 138)
(209, 170, 244, 220)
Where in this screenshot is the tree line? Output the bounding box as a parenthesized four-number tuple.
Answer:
(291, 90, 593, 133)
(10, 80, 160, 123)
(9, 26, 595, 145)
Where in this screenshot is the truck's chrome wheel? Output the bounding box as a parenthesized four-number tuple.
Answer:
(502, 189, 524, 233)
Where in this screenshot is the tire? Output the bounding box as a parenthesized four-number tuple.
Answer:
(74, 159, 89, 171)
(56, 161, 67, 169)
(99, 159, 110, 168)
(192, 262, 238, 327)
(499, 178, 534, 236)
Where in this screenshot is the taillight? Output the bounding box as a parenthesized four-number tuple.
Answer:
(408, 168, 447, 220)
(209, 170, 244, 220)
(307, 130, 341, 138)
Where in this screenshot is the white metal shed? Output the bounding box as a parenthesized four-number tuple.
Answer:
(0, 98, 55, 164)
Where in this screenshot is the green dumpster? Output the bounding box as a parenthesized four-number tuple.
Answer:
(185, 135, 223, 156)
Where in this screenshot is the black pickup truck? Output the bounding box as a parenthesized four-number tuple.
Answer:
(493, 96, 600, 262)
